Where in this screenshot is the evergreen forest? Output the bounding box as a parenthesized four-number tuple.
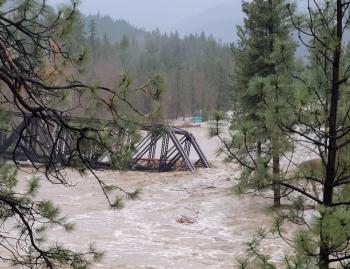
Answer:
(72, 14, 232, 118)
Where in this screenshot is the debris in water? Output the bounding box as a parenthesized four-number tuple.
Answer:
(176, 215, 198, 225)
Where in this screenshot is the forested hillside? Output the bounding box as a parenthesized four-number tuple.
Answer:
(71, 14, 232, 119)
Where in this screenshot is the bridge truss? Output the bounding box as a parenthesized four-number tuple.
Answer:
(129, 125, 210, 171)
(0, 113, 209, 172)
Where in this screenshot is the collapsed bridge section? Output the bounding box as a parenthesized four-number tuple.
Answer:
(129, 125, 210, 172)
(0, 113, 209, 172)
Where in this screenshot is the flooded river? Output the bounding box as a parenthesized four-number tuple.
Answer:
(2, 125, 290, 268)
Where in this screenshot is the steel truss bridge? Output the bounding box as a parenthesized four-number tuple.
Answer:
(0, 113, 209, 172)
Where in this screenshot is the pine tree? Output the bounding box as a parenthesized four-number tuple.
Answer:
(219, 1, 350, 268)
(102, 32, 111, 59)
(119, 34, 130, 66)
(282, 1, 350, 268)
(88, 19, 98, 62)
(218, 0, 297, 207)
(0, 0, 163, 267)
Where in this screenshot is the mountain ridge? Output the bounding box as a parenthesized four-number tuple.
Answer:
(173, 2, 243, 43)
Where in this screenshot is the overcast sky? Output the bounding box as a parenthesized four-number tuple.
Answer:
(47, 0, 309, 41)
(48, 0, 239, 31)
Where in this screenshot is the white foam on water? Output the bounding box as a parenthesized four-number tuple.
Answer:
(7, 125, 314, 269)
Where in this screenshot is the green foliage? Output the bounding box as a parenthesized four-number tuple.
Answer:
(226, 0, 350, 267)
(219, 0, 297, 208)
(119, 35, 130, 49)
(37, 200, 60, 220)
(26, 176, 40, 196)
(110, 196, 124, 210)
(110, 148, 134, 170)
(0, 0, 150, 267)
(128, 187, 142, 200)
(0, 165, 17, 192)
(237, 228, 276, 269)
(209, 110, 225, 137)
(0, 162, 103, 267)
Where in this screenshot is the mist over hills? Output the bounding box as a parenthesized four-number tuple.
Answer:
(172, 0, 309, 44)
(85, 15, 145, 43)
(80, 2, 242, 44)
(174, 3, 243, 43)
(49, 0, 311, 44)
(85, 2, 242, 44)
(84, 12, 237, 45)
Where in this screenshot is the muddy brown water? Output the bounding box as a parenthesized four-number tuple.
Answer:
(1, 125, 291, 269)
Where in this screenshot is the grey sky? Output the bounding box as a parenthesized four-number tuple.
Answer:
(48, 0, 239, 31)
(47, 0, 308, 42)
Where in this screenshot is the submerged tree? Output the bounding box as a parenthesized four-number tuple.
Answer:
(0, 0, 163, 267)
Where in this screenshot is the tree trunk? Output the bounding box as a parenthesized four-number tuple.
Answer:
(319, 247, 329, 269)
(319, 1, 342, 268)
(175, 71, 181, 119)
(257, 141, 262, 158)
(267, 0, 281, 208)
(273, 154, 280, 207)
